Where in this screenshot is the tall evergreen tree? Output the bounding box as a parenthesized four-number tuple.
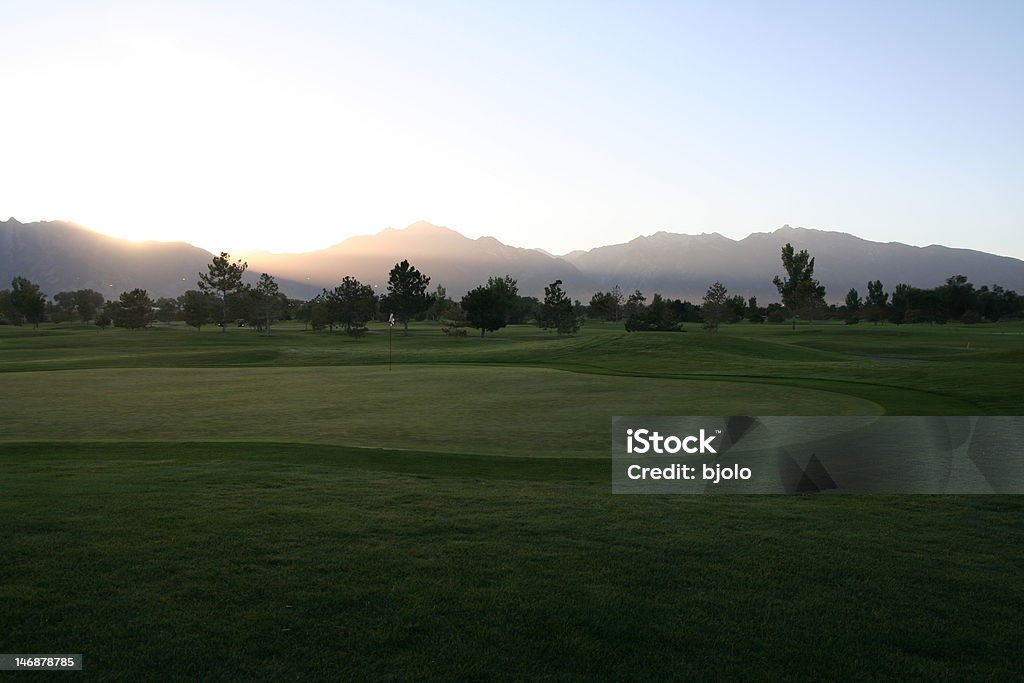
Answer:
(198, 252, 248, 332)
(625, 290, 646, 318)
(385, 260, 431, 336)
(889, 283, 914, 325)
(701, 281, 729, 332)
(772, 243, 826, 321)
(326, 276, 376, 335)
(254, 273, 281, 335)
(113, 288, 154, 330)
(866, 280, 888, 323)
(746, 296, 763, 323)
(844, 288, 862, 324)
(537, 279, 579, 335)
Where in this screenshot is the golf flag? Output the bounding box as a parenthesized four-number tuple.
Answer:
(388, 312, 396, 327)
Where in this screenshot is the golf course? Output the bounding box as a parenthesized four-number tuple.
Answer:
(2, 320, 1022, 679)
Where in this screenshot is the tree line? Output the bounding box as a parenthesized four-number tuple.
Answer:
(2, 243, 1022, 333)
(591, 243, 1024, 331)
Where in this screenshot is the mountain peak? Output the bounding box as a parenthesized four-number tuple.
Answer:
(403, 220, 454, 234)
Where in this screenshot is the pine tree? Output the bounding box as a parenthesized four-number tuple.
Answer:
(255, 273, 281, 335)
(198, 252, 248, 331)
(113, 288, 154, 330)
(385, 260, 431, 336)
(844, 288, 862, 324)
(537, 279, 579, 335)
(773, 243, 826, 321)
(701, 281, 728, 332)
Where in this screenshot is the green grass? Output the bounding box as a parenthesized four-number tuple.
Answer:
(1, 320, 1022, 679)
(0, 365, 878, 457)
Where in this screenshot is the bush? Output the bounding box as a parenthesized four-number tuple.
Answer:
(441, 317, 468, 337)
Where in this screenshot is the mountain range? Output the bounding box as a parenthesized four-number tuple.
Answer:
(3, 217, 1023, 303)
(0, 218, 317, 300)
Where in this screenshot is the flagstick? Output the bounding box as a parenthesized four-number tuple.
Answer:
(388, 322, 393, 371)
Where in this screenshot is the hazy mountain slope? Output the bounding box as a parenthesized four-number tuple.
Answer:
(242, 221, 590, 297)
(0, 218, 316, 298)
(5, 217, 1022, 303)
(562, 225, 1024, 301)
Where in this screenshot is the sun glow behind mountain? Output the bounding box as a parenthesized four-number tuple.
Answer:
(2, 2, 1023, 258)
(3, 22, 482, 254)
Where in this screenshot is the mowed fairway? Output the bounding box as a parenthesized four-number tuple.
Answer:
(2, 366, 878, 457)
(2, 320, 1023, 680)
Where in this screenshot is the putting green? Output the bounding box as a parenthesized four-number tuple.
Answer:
(1, 365, 879, 457)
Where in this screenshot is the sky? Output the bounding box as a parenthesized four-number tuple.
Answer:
(1, 0, 1022, 258)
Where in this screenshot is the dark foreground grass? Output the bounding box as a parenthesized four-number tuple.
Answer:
(2, 442, 1022, 681)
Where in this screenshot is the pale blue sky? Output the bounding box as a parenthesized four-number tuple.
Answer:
(2, 0, 1021, 257)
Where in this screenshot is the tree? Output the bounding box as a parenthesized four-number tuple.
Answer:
(460, 276, 516, 337)
(509, 295, 540, 324)
(10, 276, 47, 327)
(308, 293, 330, 332)
(385, 260, 431, 336)
(198, 252, 248, 332)
(625, 293, 681, 332)
(486, 275, 519, 323)
(254, 273, 281, 335)
(865, 280, 888, 324)
(181, 290, 216, 330)
(154, 297, 180, 324)
(0, 289, 14, 323)
(74, 289, 104, 324)
(95, 313, 112, 330)
(844, 288, 862, 324)
(462, 280, 510, 337)
(536, 279, 580, 335)
(589, 291, 619, 321)
(625, 290, 646, 318)
(428, 284, 454, 322)
(112, 288, 154, 330)
(51, 289, 103, 324)
(52, 290, 78, 323)
(440, 307, 469, 336)
(610, 285, 625, 321)
(938, 274, 975, 320)
(726, 295, 746, 323)
(296, 298, 314, 330)
(889, 283, 913, 325)
(746, 296, 763, 323)
(794, 278, 826, 325)
(326, 276, 376, 336)
(701, 281, 728, 332)
(772, 243, 826, 322)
